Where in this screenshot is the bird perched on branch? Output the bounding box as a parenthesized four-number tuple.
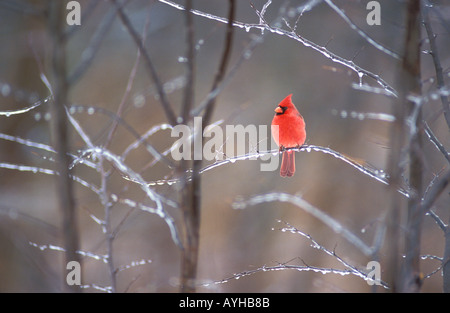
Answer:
(271, 94, 306, 177)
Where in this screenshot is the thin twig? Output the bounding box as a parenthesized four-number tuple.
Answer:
(202, 221, 388, 289)
(324, 0, 400, 59)
(202, 0, 236, 125)
(427, 210, 447, 232)
(104, 10, 151, 149)
(424, 122, 450, 164)
(233, 192, 375, 256)
(68, 5, 118, 84)
(181, 0, 195, 123)
(111, 0, 177, 125)
(157, 0, 397, 97)
(67, 110, 182, 249)
(275, 220, 389, 288)
(68, 105, 175, 168)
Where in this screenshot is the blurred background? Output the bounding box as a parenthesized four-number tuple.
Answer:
(0, 0, 449, 292)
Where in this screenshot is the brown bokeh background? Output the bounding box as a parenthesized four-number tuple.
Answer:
(0, 0, 449, 292)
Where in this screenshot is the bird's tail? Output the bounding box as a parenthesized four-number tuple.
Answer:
(280, 150, 295, 177)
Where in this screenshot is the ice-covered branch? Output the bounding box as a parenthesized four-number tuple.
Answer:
(125, 143, 409, 198)
(29, 242, 108, 263)
(203, 220, 388, 289)
(232, 192, 375, 256)
(157, 0, 397, 97)
(0, 96, 48, 116)
(68, 110, 182, 249)
(332, 109, 395, 122)
(324, 0, 399, 59)
(29, 241, 153, 293)
(68, 105, 175, 168)
(202, 263, 358, 288)
(0, 82, 50, 116)
(206, 144, 407, 196)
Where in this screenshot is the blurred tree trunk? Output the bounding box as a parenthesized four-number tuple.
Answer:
(179, 0, 235, 293)
(399, 0, 423, 293)
(444, 226, 450, 292)
(179, 0, 199, 293)
(386, 0, 422, 292)
(49, 1, 81, 292)
(422, 1, 450, 293)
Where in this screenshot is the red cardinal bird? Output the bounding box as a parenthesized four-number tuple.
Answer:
(271, 94, 306, 177)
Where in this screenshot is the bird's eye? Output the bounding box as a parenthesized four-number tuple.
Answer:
(275, 105, 288, 115)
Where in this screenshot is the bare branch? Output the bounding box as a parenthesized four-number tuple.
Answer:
(111, 0, 177, 125)
(422, 0, 450, 129)
(67, 110, 182, 249)
(157, 0, 397, 97)
(324, 0, 400, 59)
(275, 220, 389, 288)
(202, 0, 236, 125)
(127, 144, 408, 199)
(203, 221, 388, 289)
(68, 5, 118, 84)
(424, 122, 450, 164)
(181, 0, 195, 123)
(68, 105, 175, 168)
(427, 209, 447, 232)
(0, 94, 49, 116)
(232, 192, 375, 256)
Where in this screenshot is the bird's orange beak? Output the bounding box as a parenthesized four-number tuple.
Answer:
(274, 106, 283, 114)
